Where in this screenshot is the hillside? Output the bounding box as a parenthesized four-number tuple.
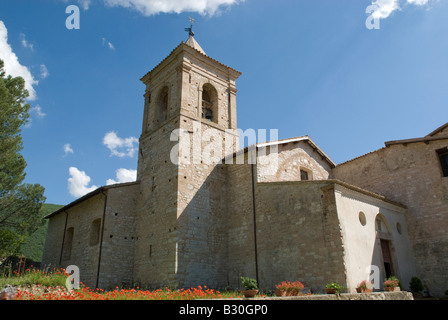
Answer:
(19, 203, 64, 263)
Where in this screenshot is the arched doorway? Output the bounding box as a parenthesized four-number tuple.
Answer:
(375, 214, 395, 279)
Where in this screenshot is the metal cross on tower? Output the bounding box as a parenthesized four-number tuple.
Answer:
(185, 17, 195, 37)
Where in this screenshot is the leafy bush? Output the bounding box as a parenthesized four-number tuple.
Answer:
(241, 277, 257, 290)
(325, 282, 343, 293)
(409, 276, 424, 293)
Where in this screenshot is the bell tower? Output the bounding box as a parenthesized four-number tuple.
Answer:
(133, 27, 242, 288)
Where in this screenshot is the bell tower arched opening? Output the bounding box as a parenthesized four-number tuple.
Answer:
(201, 83, 218, 124)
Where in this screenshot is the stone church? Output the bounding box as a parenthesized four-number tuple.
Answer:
(42, 34, 448, 296)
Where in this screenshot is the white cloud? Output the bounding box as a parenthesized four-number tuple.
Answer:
(102, 0, 243, 16)
(77, 0, 91, 10)
(103, 131, 138, 158)
(102, 37, 115, 50)
(0, 21, 38, 100)
(371, 0, 431, 20)
(371, 0, 400, 19)
(407, 0, 429, 5)
(106, 168, 137, 185)
(20, 33, 34, 51)
(64, 143, 74, 156)
(61, 0, 91, 10)
(25, 105, 46, 127)
(30, 105, 46, 118)
(68, 167, 98, 197)
(40, 64, 49, 79)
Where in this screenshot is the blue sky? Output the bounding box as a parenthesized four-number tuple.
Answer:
(0, 0, 447, 205)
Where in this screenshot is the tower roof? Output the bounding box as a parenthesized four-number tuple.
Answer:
(185, 35, 206, 55)
(141, 40, 241, 84)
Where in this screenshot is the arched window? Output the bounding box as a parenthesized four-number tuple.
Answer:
(156, 87, 168, 124)
(62, 227, 74, 261)
(89, 218, 101, 246)
(201, 84, 218, 123)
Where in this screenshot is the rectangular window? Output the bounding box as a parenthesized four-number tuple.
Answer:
(437, 148, 448, 177)
(300, 170, 309, 181)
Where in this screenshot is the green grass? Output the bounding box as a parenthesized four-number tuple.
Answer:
(0, 268, 67, 288)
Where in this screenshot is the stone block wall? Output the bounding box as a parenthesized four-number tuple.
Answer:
(43, 193, 105, 288)
(42, 183, 139, 289)
(224, 164, 348, 293)
(174, 116, 238, 288)
(254, 181, 347, 293)
(225, 163, 258, 289)
(96, 183, 139, 289)
(134, 120, 180, 288)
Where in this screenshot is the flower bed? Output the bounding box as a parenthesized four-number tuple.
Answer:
(1, 267, 244, 300)
(13, 284, 239, 300)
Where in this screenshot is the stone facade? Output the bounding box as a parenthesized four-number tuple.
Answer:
(42, 36, 445, 296)
(42, 182, 139, 288)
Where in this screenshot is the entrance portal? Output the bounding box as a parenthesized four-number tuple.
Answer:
(380, 239, 394, 279)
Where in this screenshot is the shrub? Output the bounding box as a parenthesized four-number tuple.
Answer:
(241, 277, 257, 290)
(325, 282, 343, 294)
(409, 276, 424, 293)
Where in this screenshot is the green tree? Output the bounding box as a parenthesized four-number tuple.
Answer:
(0, 59, 46, 260)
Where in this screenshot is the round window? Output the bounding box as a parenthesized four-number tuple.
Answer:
(359, 211, 367, 226)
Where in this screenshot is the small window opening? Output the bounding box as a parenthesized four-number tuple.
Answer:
(437, 148, 448, 177)
(300, 170, 309, 181)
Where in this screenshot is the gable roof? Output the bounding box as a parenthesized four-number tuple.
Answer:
(426, 122, 448, 137)
(225, 135, 336, 168)
(384, 122, 448, 147)
(45, 181, 140, 219)
(338, 122, 448, 166)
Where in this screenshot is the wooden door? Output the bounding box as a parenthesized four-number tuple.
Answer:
(380, 239, 394, 278)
